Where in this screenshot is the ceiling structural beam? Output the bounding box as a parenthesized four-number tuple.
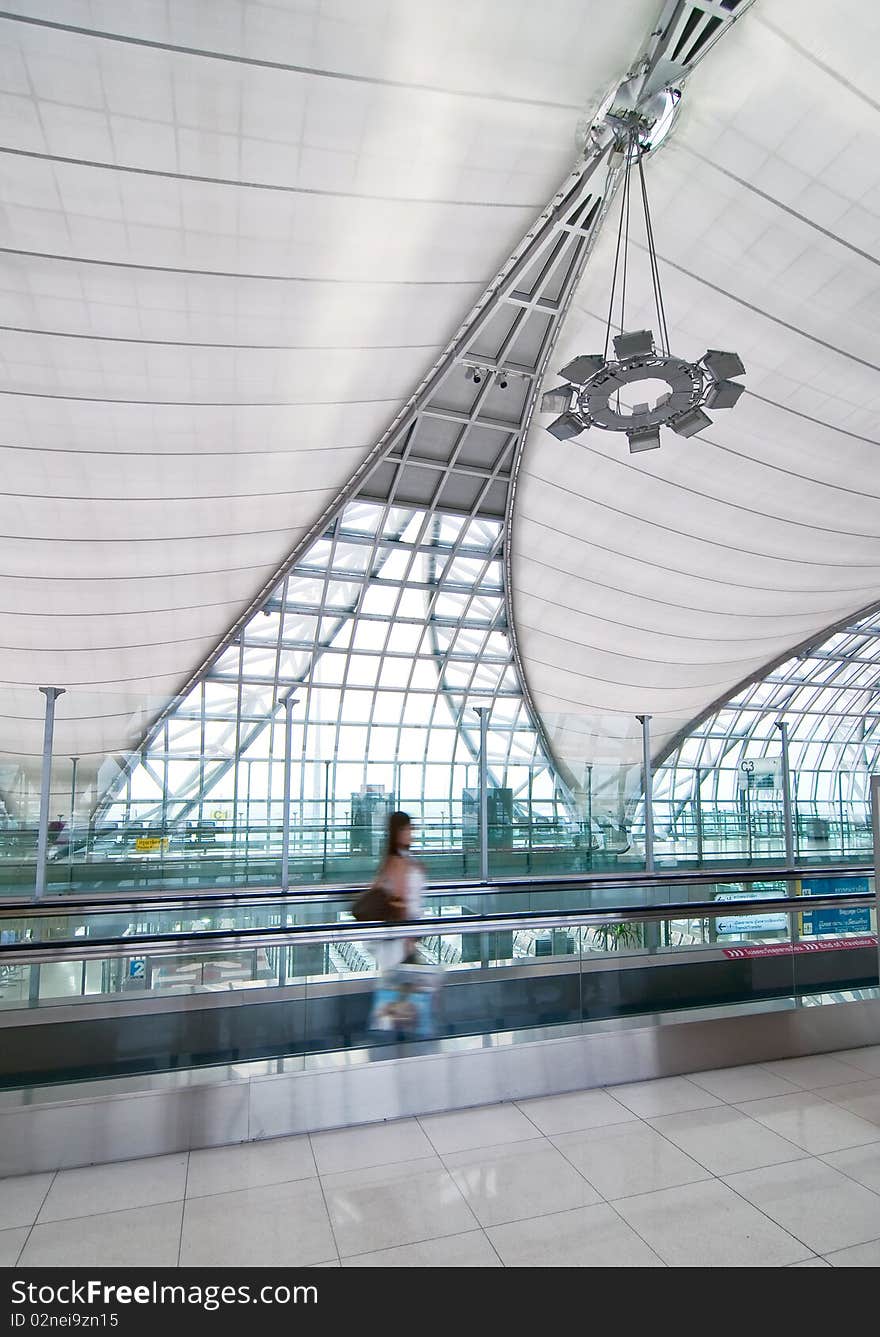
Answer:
(98, 0, 753, 821)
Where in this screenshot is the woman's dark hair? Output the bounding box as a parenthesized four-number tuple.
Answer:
(384, 810, 412, 860)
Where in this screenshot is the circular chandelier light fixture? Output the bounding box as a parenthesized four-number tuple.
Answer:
(543, 105, 745, 454)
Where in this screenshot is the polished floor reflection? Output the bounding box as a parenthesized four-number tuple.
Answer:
(4, 1047, 880, 1267)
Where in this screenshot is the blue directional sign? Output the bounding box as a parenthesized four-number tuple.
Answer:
(800, 876, 871, 936)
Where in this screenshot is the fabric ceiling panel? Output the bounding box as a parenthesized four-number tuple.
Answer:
(513, 0, 880, 787)
(0, 0, 656, 791)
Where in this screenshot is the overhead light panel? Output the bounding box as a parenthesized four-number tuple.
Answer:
(627, 425, 661, 453)
(613, 329, 655, 360)
(546, 413, 584, 440)
(541, 387, 573, 414)
(702, 349, 745, 380)
(669, 405, 712, 438)
(559, 354, 604, 384)
(705, 378, 745, 410)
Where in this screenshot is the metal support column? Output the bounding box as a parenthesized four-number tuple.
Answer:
(68, 756, 78, 837)
(695, 768, 704, 867)
(637, 714, 655, 873)
(871, 774, 880, 987)
(67, 755, 79, 886)
(280, 691, 299, 893)
(322, 759, 330, 879)
(637, 714, 658, 953)
(35, 686, 65, 901)
(777, 720, 795, 867)
(475, 707, 489, 882)
(838, 769, 846, 858)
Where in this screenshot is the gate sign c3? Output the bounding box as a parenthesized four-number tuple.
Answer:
(737, 758, 781, 791)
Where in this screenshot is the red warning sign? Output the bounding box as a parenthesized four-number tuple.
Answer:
(722, 936, 877, 960)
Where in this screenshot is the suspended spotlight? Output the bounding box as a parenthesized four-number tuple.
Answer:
(464, 365, 475, 382)
(702, 349, 745, 381)
(613, 329, 654, 360)
(559, 354, 604, 384)
(704, 378, 745, 410)
(547, 412, 584, 440)
(627, 425, 661, 453)
(669, 405, 712, 438)
(498, 370, 509, 389)
(540, 386, 571, 414)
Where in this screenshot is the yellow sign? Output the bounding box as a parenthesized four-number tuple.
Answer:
(135, 837, 169, 853)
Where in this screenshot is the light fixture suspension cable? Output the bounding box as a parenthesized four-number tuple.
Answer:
(602, 137, 631, 360)
(637, 149, 671, 356)
(619, 128, 635, 342)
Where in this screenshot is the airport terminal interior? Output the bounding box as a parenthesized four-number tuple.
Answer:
(2, 0, 880, 1269)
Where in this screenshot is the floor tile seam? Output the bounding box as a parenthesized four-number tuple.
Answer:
(14, 1171, 57, 1267)
(310, 1136, 342, 1266)
(600, 1089, 725, 1120)
(26, 1195, 187, 1233)
(176, 1153, 190, 1267)
(687, 1064, 795, 1103)
(542, 1126, 666, 1211)
(735, 1086, 848, 1111)
(821, 1057, 880, 1082)
(421, 1121, 613, 1220)
(730, 1090, 842, 1137)
(318, 1153, 446, 1188)
(444, 1183, 605, 1231)
(816, 1154, 880, 1202)
(405, 1127, 484, 1236)
(626, 1104, 744, 1179)
(512, 1087, 638, 1134)
(823, 1232, 880, 1263)
(591, 1193, 669, 1267)
(620, 1150, 813, 1195)
(337, 1224, 488, 1262)
(793, 1075, 880, 1096)
(508, 1096, 636, 1139)
(813, 1090, 880, 1122)
(429, 1127, 556, 1169)
(643, 1108, 810, 1174)
(481, 1223, 506, 1267)
(511, 1099, 550, 1139)
(184, 1167, 320, 1200)
(716, 1162, 854, 1257)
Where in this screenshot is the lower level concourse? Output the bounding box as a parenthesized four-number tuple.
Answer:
(5, 1052, 880, 1268)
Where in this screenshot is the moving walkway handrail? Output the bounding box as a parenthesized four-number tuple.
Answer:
(0, 861, 872, 920)
(1, 890, 874, 966)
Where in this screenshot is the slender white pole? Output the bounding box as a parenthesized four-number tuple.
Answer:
(866, 775, 871, 984)
(637, 714, 654, 873)
(280, 692, 298, 892)
(776, 720, 795, 867)
(35, 687, 65, 900)
(475, 707, 489, 882)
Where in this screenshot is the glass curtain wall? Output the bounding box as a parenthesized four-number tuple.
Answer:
(97, 499, 570, 883)
(653, 608, 880, 866)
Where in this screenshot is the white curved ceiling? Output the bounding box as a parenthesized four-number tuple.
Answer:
(0, 0, 656, 791)
(513, 0, 880, 784)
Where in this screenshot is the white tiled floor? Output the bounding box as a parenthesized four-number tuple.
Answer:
(6, 1050, 880, 1267)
